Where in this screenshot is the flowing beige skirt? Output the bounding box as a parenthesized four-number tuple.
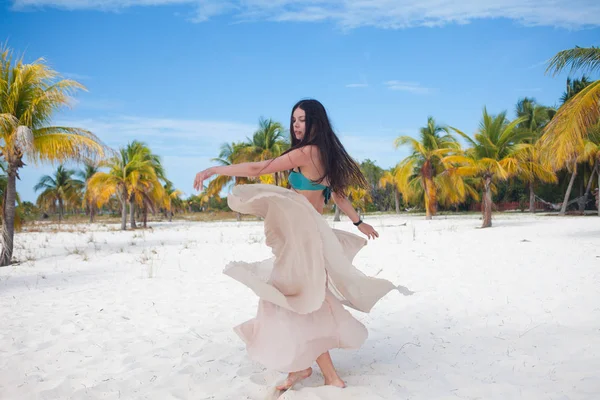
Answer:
(224, 184, 402, 372)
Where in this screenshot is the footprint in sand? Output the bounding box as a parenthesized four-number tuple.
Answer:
(249, 370, 281, 386)
(236, 365, 263, 377)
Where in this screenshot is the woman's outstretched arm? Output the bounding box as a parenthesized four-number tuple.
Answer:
(193, 146, 316, 191)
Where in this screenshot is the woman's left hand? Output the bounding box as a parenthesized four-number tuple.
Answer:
(193, 168, 215, 191)
(358, 222, 379, 240)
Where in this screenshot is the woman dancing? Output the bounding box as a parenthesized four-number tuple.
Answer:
(194, 99, 398, 391)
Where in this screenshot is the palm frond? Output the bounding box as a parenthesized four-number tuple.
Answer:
(394, 135, 426, 155)
(545, 46, 600, 76)
(539, 80, 600, 170)
(31, 128, 108, 164)
(448, 126, 478, 148)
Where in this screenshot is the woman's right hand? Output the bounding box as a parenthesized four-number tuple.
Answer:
(193, 167, 215, 191)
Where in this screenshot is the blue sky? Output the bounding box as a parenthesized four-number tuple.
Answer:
(2, 0, 600, 203)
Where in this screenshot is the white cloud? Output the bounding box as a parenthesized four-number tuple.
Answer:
(384, 80, 433, 95)
(345, 83, 369, 88)
(11, 0, 600, 29)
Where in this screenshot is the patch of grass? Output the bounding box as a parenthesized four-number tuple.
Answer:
(67, 247, 83, 256)
(138, 252, 150, 264)
(248, 235, 262, 244)
(138, 250, 160, 278)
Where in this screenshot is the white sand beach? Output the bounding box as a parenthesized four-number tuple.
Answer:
(1, 214, 599, 400)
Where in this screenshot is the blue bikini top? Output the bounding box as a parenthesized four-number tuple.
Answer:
(289, 168, 331, 204)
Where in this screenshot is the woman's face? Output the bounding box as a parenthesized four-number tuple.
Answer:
(292, 107, 306, 141)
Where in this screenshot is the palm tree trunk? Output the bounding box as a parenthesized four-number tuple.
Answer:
(422, 161, 435, 220)
(424, 185, 431, 219)
(394, 190, 400, 214)
(58, 198, 64, 223)
(236, 212, 241, 221)
(143, 204, 148, 228)
(426, 178, 437, 219)
(597, 163, 600, 216)
(168, 210, 173, 222)
(578, 160, 598, 212)
(120, 200, 127, 230)
(129, 197, 137, 228)
(120, 187, 127, 230)
(89, 202, 95, 223)
(0, 165, 18, 266)
(529, 180, 536, 213)
(482, 175, 493, 228)
(560, 162, 578, 215)
(334, 205, 341, 221)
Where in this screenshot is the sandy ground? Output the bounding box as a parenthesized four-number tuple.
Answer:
(1, 213, 599, 400)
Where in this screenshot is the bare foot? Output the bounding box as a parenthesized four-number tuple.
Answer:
(324, 377, 346, 388)
(276, 367, 313, 391)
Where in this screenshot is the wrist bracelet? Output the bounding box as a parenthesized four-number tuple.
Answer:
(353, 219, 363, 226)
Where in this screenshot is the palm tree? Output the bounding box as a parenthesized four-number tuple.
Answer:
(207, 141, 253, 220)
(541, 46, 600, 209)
(541, 77, 595, 214)
(436, 168, 480, 211)
(125, 141, 167, 228)
(360, 159, 389, 211)
(207, 142, 251, 196)
(0, 160, 23, 232)
(516, 98, 555, 133)
(34, 165, 84, 221)
(77, 162, 100, 222)
(394, 116, 460, 219)
(579, 124, 600, 214)
(513, 98, 557, 212)
(241, 118, 289, 185)
(0, 47, 106, 265)
(163, 182, 184, 222)
(379, 165, 403, 214)
(347, 186, 372, 219)
(187, 191, 212, 213)
(560, 76, 593, 104)
(88, 148, 158, 230)
(447, 108, 527, 228)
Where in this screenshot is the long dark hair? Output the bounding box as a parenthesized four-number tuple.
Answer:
(282, 99, 368, 195)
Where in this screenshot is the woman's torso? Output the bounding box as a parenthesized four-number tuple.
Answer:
(290, 153, 330, 213)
